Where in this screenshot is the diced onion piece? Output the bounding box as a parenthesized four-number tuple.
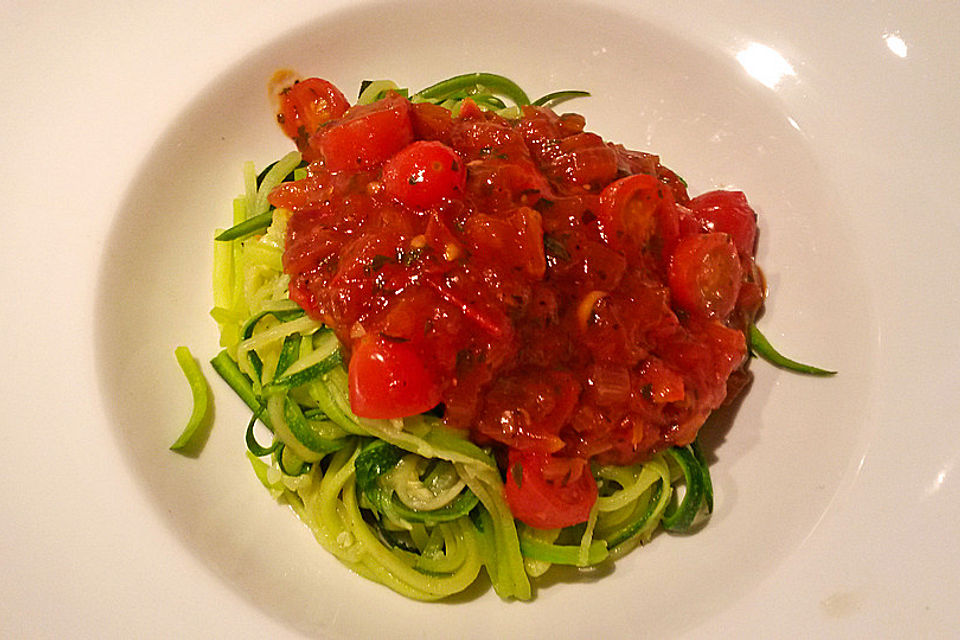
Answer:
(576, 290, 607, 332)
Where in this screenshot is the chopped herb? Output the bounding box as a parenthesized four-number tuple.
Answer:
(400, 247, 423, 266)
(455, 349, 472, 368)
(544, 235, 570, 262)
(511, 462, 523, 487)
(295, 125, 309, 149)
(536, 197, 555, 209)
(365, 254, 393, 274)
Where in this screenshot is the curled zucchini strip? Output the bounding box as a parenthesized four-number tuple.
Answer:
(287, 440, 483, 600)
(170, 346, 210, 451)
(662, 445, 713, 532)
(355, 440, 479, 526)
(749, 324, 836, 375)
(414, 72, 532, 107)
(593, 454, 673, 552)
(518, 525, 608, 567)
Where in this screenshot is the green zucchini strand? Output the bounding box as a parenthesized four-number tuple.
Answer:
(749, 324, 837, 376)
(170, 346, 211, 451)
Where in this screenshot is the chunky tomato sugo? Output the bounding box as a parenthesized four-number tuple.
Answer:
(269, 78, 764, 528)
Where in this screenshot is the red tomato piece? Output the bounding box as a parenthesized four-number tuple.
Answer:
(598, 174, 679, 264)
(316, 93, 414, 172)
(410, 102, 454, 144)
(675, 203, 704, 238)
(276, 78, 350, 145)
(688, 190, 757, 256)
(635, 358, 686, 404)
(668, 232, 743, 320)
(503, 450, 598, 529)
(382, 141, 466, 209)
(547, 132, 619, 189)
(463, 207, 545, 279)
(348, 335, 442, 419)
(464, 159, 549, 214)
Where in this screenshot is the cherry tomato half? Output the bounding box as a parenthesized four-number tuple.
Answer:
(597, 174, 679, 264)
(382, 141, 466, 209)
(276, 78, 350, 148)
(668, 232, 743, 320)
(687, 190, 757, 256)
(503, 450, 598, 529)
(348, 335, 442, 419)
(316, 93, 414, 172)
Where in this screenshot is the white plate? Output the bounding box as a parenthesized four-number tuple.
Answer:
(2, 1, 958, 637)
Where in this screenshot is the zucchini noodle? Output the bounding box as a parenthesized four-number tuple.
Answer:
(205, 74, 718, 602)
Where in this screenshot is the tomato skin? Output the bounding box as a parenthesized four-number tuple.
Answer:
(598, 174, 679, 266)
(503, 450, 598, 529)
(348, 335, 442, 419)
(687, 190, 757, 256)
(382, 141, 466, 209)
(268, 173, 333, 211)
(288, 275, 321, 317)
(277, 78, 350, 147)
(410, 102, 454, 144)
(316, 94, 414, 172)
(668, 232, 743, 320)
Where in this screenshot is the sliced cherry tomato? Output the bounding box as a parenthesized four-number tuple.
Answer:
(597, 174, 679, 264)
(668, 232, 743, 320)
(503, 450, 598, 529)
(316, 93, 414, 172)
(382, 140, 466, 209)
(675, 203, 704, 238)
(348, 335, 441, 419)
(276, 78, 350, 150)
(688, 190, 757, 256)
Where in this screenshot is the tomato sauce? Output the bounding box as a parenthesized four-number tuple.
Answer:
(269, 83, 763, 476)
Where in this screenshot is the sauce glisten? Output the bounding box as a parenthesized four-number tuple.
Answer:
(269, 79, 763, 525)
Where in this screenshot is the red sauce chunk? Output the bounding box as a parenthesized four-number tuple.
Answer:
(269, 80, 764, 527)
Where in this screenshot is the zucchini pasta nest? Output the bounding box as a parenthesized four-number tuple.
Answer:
(168, 72, 834, 601)
(202, 74, 728, 601)
(208, 154, 712, 600)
